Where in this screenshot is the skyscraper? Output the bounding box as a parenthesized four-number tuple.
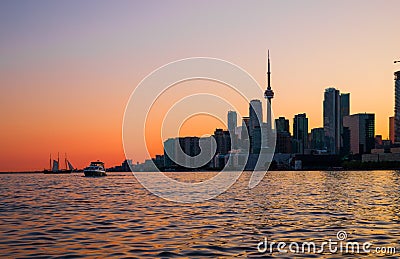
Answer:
(394, 71, 400, 142)
(264, 50, 274, 141)
(249, 100, 263, 154)
(227, 111, 237, 134)
(311, 128, 325, 150)
(293, 113, 308, 154)
(340, 93, 350, 154)
(274, 116, 291, 154)
(249, 100, 263, 131)
(343, 113, 375, 154)
(389, 116, 395, 144)
(340, 93, 350, 118)
(241, 116, 250, 150)
(213, 129, 231, 155)
(227, 110, 238, 149)
(323, 88, 341, 154)
(275, 117, 290, 133)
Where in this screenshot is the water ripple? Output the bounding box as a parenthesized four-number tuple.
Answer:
(0, 171, 399, 257)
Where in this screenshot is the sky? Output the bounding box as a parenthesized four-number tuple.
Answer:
(1, 0, 399, 171)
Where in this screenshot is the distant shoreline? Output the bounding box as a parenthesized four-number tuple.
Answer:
(1, 169, 399, 174)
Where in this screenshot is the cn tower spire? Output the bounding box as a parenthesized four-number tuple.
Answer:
(264, 50, 274, 137)
(264, 50, 274, 99)
(267, 49, 271, 90)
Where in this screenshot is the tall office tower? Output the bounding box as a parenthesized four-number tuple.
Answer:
(249, 100, 263, 132)
(264, 50, 275, 141)
(311, 128, 325, 150)
(178, 137, 201, 168)
(340, 93, 350, 118)
(340, 93, 350, 155)
(227, 110, 238, 149)
(293, 113, 309, 154)
(394, 71, 400, 142)
(274, 116, 291, 153)
(389, 116, 395, 144)
(241, 117, 250, 143)
(323, 88, 341, 154)
(164, 138, 177, 168)
(164, 137, 203, 169)
(227, 111, 237, 134)
(343, 113, 375, 154)
(213, 129, 231, 155)
(249, 100, 263, 153)
(275, 116, 290, 133)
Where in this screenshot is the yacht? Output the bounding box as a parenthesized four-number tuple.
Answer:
(84, 161, 106, 177)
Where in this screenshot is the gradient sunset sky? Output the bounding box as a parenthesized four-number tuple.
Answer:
(1, 0, 399, 171)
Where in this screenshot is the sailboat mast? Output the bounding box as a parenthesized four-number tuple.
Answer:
(50, 153, 52, 170)
(65, 153, 67, 170)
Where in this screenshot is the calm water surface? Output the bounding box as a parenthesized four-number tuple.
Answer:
(0, 171, 399, 258)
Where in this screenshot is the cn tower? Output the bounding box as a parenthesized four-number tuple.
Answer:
(264, 50, 274, 132)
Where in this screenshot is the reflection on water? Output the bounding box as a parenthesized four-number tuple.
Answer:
(0, 171, 399, 258)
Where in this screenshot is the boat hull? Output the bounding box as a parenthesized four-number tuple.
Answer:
(84, 170, 107, 177)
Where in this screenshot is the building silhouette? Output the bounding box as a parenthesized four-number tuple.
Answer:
(340, 93, 350, 118)
(275, 116, 292, 153)
(275, 117, 290, 133)
(394, 71, 400, 142)
(310, 128, 325, 150)
(324, 88, 348, 154)
(241, 116, 250, 150)
(227, 110, 238, 149)
(293, 113, 308, 154)
(227, 110, 237, 134)
(163, 137, 202, 169)
(343, 113, 375, 154)
(213, 129, 231, 155)
(249, 100, 263, 154)
(389, 116, 395, 144)
(249, 100, 263, 132)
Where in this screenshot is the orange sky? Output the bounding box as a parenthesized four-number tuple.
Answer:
(1, 1, 399, 171)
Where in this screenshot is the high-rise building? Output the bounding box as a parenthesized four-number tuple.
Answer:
(227, 110, 238, 149)
(241, 116, 250, 150)
(249, 100, 263, 132)
(164, 138, 176, 168)
(310, 128, 325, 150)
(293, 113, 308, 154)
(179, 137, 201, 168)
(227, 111, 237, 134)
(275, 116, 291, 153)
(213, 129, 231, 155)
(164, 137, 202, 168)
(323, 88, 341, 154)
(249, 100, 263, 153)
(389, 116, 395, 144)
(340, 93, 350, 118)
(343, 113, 375, 154)
(394, 71, 400, 142)
(275, 131, 292, 153)
(275, 116, 290, 133)
(340, 93, 350, 154)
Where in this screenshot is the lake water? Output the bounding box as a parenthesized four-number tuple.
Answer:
(0, 171, 399, 258)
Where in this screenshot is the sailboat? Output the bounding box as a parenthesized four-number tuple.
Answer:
(44, 153, 75, 174)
